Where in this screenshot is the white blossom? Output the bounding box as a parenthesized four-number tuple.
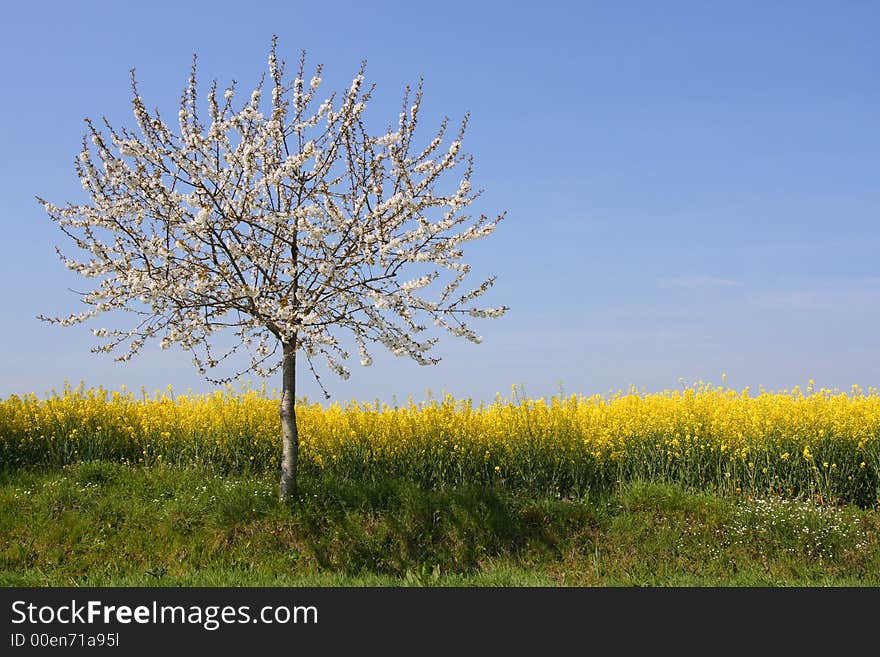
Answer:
(38, 37, 508, 392)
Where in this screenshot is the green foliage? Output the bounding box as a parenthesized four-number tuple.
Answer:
(1, 463, 878, 586)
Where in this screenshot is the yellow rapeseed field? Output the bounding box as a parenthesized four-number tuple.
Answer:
(1, 380, 878, 505)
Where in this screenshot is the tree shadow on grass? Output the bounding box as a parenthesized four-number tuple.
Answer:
(290, 475, 601, 577)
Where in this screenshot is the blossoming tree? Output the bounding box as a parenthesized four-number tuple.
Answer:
(38, 37, 508, 499)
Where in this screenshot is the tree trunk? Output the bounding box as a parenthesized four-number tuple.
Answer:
(279, 341, 298, 501)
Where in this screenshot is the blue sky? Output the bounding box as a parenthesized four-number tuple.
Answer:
(1, 0, 878, 403)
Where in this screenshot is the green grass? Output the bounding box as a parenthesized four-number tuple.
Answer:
(1, 462, 879, 586)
